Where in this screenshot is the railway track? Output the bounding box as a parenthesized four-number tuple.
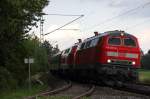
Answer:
(74, 78, 150, 97)
(24, 78, 150, 99)
(72, 85, 95, 99)
(122, 83, 150, 96)
(135, 82, 150, 86)
(24, 81, 95, 99)
(24, 81, 72, 99)
(91, 80, 150, 96)
(71, 83, 149, 99)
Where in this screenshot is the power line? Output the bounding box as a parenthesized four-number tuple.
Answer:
(38, 13, 83, 17)
(58, 29, 80, 31)
(44, 15, 84, 36)
(126, 18, 150, 30)
(44, 13, 83, 16)
(99, 18, 150, 32)
(83, 1, 150, 31)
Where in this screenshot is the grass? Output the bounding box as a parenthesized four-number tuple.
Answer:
(0, 84, 48, 99)
(138, 69, 150, 84)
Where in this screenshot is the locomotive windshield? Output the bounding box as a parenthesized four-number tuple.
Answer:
(124, 38, 136, 47)
(108, 36, 136, 47)
(108, 37, 121, 45)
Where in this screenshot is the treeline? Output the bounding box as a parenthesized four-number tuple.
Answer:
(0, 0, 56, 90)
(0, 36, 59, 90)
(141, 50, 150, 69)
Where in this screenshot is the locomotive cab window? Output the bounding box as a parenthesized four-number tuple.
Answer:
(85, 40, 91, 48)
(108, 37, 121, 45)
(124, 38, 136, 47)
(98, 37, 103, 45)
(80, 43, 85, 50)
(90, 38, 99, 47)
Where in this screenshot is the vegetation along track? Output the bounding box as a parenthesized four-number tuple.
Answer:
(24, 81, 72, 99)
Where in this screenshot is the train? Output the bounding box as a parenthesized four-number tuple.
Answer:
(49, 30, 141, 86)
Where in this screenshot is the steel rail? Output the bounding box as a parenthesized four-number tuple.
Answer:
(122, 83, 150, 95)
(72, 85, 95, 99)
(24, 81, 72, 99)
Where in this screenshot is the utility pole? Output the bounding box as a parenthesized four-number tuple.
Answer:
(28, 60, 31, 90)
(37, 13, 84, 36)
(40, 15, 44, 43)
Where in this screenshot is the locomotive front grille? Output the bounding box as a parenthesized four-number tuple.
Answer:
(111, 59, 132, 65)
(107, 51, 138, 59)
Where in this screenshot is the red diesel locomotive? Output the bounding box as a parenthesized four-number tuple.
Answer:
(50, 30, 141, 84)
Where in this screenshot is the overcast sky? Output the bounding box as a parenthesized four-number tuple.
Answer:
(32, 0, 150, 53)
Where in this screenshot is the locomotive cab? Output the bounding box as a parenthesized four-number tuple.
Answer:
(104, 32, 141, 68)
(97, 31, 141, 82)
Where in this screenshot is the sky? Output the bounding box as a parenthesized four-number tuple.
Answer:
(32, 0, 150, 53)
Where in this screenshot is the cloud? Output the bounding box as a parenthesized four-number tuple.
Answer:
(107, 0, 150, 18)
(44, 24, 82, 50)
(109, 0, 149, 7)
(135, 29, 150, 53)
(109, 0, 126, 7)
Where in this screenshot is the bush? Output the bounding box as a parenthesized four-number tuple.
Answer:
(0, 66, 17, 90)
(141, 54, 150, 69)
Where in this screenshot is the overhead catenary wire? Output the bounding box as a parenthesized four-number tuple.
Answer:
(94, 3, 150, 32)
(41, 1, 150, 36)
(43, 13, 83, 16)
(58, 29, 80, 31)
(125, 18, 150, 30)
(44, 15, 84, 36)
(83, 1, 150, 32)
(100, 18, 150, 32)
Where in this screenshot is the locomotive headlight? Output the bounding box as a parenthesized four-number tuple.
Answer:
(121, 33, 124, 36)
(132, 61, 136, 65)
(107, 59, 111, 63)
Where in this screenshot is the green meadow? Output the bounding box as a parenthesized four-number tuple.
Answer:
(138, 69, 150, 84)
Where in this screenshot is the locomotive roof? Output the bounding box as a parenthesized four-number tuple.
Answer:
(83, 30, 135, 42)
(61, 42, 81, 53)
(62, 30, 135, 51)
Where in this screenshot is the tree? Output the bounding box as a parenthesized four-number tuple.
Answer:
(141, 50, 150, 69)
(0, 0, 49, 34)
(0, 0, 49, 90)
(0, 0, 49, 65)
(148, 50, 150, 54)
(42, 40, 53, 57)
(23, 37, 49, 74)
(53, 44, 60, 54)
(42, 40, 60, 57)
